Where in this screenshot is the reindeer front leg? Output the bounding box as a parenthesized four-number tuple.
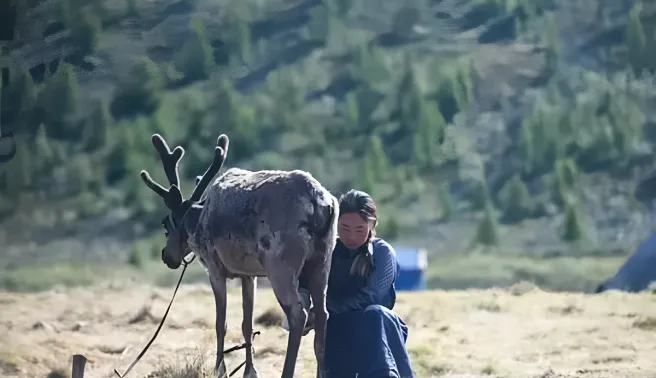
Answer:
(267, 271, 307, 378)
(210, 274, 228, 377)
(304, 260, 330, 378)
(241, 276, 258, 378)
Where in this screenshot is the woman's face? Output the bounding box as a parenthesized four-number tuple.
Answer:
(338, 212, 371, 249)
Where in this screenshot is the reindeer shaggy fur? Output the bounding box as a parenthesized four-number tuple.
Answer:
(140, 133, 338, 378)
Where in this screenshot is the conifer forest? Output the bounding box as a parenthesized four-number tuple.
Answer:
(2, 0, 656, 292)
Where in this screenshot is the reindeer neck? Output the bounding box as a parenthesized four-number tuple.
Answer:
(181, 204, 204, 238)
(184, 203, 213, 257)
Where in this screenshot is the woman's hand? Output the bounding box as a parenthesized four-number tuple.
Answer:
(281, 308, 316, 336)
(303, 309, 315, 335)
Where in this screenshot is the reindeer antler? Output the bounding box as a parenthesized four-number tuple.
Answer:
(151, 134, 184, 188)
(140, 134, 185, 209)
(141, 133, 228, 209)
(189, 134, 229, 202)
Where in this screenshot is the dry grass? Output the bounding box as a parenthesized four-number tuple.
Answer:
(2, 283, 656, 378)
(45, 369, 69, 378)
(255, 307, 284, 328)
(632, 317, 656, 331)
(145, 358, 207, 378)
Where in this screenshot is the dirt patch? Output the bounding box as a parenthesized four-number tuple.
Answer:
(1, 285, 656, 378)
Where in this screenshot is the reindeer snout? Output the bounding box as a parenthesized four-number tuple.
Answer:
(162, 248, 181, 269)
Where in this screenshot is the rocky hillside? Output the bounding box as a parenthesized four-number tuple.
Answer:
(2, 0, 656, 279)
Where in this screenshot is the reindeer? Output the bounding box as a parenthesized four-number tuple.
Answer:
(140, 133, 338, 378)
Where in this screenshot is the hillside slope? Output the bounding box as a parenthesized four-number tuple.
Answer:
(3, 0, 656, 290)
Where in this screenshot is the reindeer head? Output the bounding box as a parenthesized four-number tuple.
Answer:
(140, 133, 229, 269)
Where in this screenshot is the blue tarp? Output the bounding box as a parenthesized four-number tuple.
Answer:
(394, 248, 427, 291)
(596, 232, 656, 293)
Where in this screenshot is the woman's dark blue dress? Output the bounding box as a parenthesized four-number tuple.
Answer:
(323, 238, 414, 378)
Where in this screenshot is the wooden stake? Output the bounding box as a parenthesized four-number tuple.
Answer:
(71, 354, 87, 378)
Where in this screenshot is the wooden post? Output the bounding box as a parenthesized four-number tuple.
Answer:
(71, 354, 87, 378)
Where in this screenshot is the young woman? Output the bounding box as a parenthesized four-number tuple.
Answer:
(293, 189, 414, 378)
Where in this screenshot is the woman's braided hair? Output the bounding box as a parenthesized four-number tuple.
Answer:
(338, 189, 378, 277)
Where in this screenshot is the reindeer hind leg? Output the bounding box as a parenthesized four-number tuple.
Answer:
(241, 276, 258, 378)
(210, 274, 228, 377)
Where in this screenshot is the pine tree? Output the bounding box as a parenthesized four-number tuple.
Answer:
(412, 100, 446, 168)
(7, 69, 37, 120)
(71, 7, 102, 54)
(378, 216, 400, 241)
(128, 245, 144, 268)
(364, 134, 389, 180)
(40, 63, 78, 138)
(454, 60, 474, 108)
(68, 155, 94, 195)
(556, 158, 578, 188)
(499, 174, 533, 223)
(475, 202, 499, 246)
(4, 136, 33, 198)
(392, 6, 420, 38)
(543, 12, 560, 72)
(397, 54, 423, 130)
(519, 118, 535, 174)
(227, 12, 251, 64)
(177, 18, 214, 82)
(437, 183, 453, 221)
(392, 167, 407, 198)
(470, 179, 490, 210)
(111, 56, 163, 118)
(562, 201, 584, 241)
(326, 0, 352, 17)
(84, 100, 112, 152)
(344, 91, 360, 130)
(361, 163, 376, 198)
(626, 1, 646, 75)
(33, 124, 55, 188)
(127, 0, 139, 16)
(307, 6, 330, 42)
(211, 77, 257, 159)
(350, 44, 390, 88)
(552, 158, 579, 207)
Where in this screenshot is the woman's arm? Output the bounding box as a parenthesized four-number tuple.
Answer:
(327, 239, 398, 314)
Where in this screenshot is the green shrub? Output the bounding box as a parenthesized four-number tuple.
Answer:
(498, 174, 533, 223)
(110, 56, 163, 119)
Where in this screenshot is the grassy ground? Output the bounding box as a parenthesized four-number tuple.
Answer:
(425, 254, 625, 293)
(2, 283, 656, 378)
(0, 253, 626, 293)
(0, 255, 623, 294)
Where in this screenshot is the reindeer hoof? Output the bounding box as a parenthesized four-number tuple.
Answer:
(215, 363, 227, 378)
(243, 367, 258, 378)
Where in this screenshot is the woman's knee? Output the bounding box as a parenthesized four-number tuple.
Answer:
(363, 304, 392, 317)
(363, 305, 408, 335)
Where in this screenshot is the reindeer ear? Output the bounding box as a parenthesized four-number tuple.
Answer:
(178, 199, 193, 220)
